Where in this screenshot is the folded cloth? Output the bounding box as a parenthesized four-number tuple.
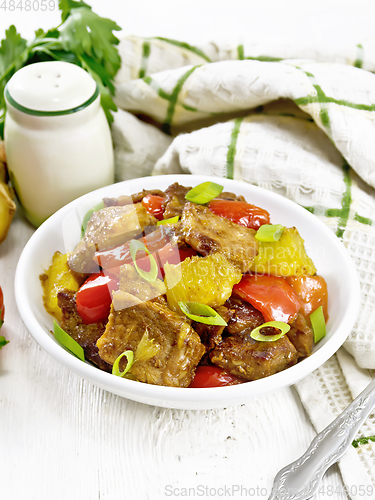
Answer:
(113, 35, 375, 497)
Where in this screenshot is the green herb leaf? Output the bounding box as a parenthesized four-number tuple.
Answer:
(157, 216, 179, 225)
(185, 182, 224, 205)
(250, 321, 290, 342)
(0, 335, 9, 349)
(81, 201, 104, 237)
(129, 239, 158, 282)
(0, 25, 29, 137)
(179, 301, 227, 326)
(59, 0, 92, 21)
(112, 350, 134, 377)
(59, 7, 121, 79)
(255, 224, 285, 242)
(310, 306, 326, 343)
(53, 321, 85, 361)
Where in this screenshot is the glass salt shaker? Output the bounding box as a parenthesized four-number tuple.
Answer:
(4, 61, 114, 227)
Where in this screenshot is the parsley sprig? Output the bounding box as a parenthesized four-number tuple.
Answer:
(0, 0, 121, 138)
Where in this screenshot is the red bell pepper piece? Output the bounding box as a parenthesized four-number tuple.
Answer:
(286, 275, 328, 324)
(76, 272, 119, 324)
(208, 199, 270, 230)
(233, 274, 302, 323)
(141, 194, 165, 220)
(93, 227, 171, 270)
(189, 365, 243, 388)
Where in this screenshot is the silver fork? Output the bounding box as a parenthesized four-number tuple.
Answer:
(268, 378, 375, 500)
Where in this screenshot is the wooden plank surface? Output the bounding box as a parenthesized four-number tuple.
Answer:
(0, 213, 348, 499)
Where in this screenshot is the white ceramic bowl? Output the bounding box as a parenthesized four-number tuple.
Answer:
(15, 175, 361, 409)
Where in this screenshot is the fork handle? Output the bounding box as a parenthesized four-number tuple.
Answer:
(268, 378, 375, 500)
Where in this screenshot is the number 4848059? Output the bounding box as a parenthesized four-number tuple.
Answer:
(0, 0, 56, 10)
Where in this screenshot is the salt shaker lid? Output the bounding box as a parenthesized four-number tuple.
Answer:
(5, 61, 98, 114)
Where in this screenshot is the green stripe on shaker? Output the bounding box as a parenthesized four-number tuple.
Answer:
(5, 84, 99, 117)
(226, 117, 244, 179)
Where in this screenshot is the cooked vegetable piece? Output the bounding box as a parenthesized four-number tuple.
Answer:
(181, 202, 258, 273)
(189, 366, 243, 387)
(250, 227, 316, 276)
(40, 251, 83, 321)
(233, 274, 302, 323)
(76, 272, 119, 324)
(68, 203, 156, 273)
(53, 320, 85, 362)
(250, 321, 290, 342)
(179, 301, 227, 326)
(112, 350, 134, 377)
(141, 194, 165, 220)
(208, 199, 270, 230)
(255, 224, 284, 242)
(310, 306, 326, 343)
(81, 201, 105, 237)
(57, 290, 111, 371)
(286, 275, 328, 324)
(129, 239, 158, 282)
(97, 291, 205, 387)
(0, 336, 8, 349)
(157, 216, 179, 225)
(0, 177, 16, 245)
(164, 253, 242, 313)
(185, 181, 223, 204)
(210, 334, 297, 381)
(93, 225, 176, 270)
(0, 286, 4, 328)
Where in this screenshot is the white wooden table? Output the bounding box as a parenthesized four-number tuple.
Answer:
(0, 210, 348, 500)
(2, 1, 375, 498)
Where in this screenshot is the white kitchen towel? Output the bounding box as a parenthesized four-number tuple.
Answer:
(112, 35, 375, 497)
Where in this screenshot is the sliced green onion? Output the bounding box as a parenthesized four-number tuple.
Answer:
(179, 301, 227, 326)
(185, 181, 224, 204)
(81, 201, 105, 237)
(310, 306, 326, 343)
(112, 350, 134, 377)
(53, 321, 85, 361)
(129, 239, 158, 282)
(157, 216, 179, 225)
(255, 224, 285, 242)
(250, 321, 290, 342)
(0, 335, 9, 349)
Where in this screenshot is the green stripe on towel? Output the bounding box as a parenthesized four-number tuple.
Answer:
(226, 117, 244, 179)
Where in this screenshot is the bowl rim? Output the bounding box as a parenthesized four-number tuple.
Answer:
(15, 174, 361, 408)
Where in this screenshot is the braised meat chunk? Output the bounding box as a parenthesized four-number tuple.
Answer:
(119, 264, 166, 303)
(97, 291, 205, 387)
(163, 182, 191, 219)
(68, 203, 156, 273)
(57, 290, 111, 372)
(225, 296, 264, 339)
(210, 335, 298, 381)
(287, 312, 314, 359)
(180, 202, 258, 273)
(193, 306, 234, 353)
